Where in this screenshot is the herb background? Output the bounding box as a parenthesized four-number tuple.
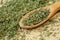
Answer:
(0, 0, 60, 40)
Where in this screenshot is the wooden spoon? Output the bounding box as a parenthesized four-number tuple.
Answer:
(19, 2, 60, 29)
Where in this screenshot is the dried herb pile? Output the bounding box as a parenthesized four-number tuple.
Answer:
(0, 0, 55, 39)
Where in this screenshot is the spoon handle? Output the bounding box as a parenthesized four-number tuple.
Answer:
(46, 2, 60, 20)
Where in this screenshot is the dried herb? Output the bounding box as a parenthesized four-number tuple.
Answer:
(23, 8, 50, 26)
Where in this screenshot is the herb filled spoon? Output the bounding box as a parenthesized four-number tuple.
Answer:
(19, 2, 60, 29)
